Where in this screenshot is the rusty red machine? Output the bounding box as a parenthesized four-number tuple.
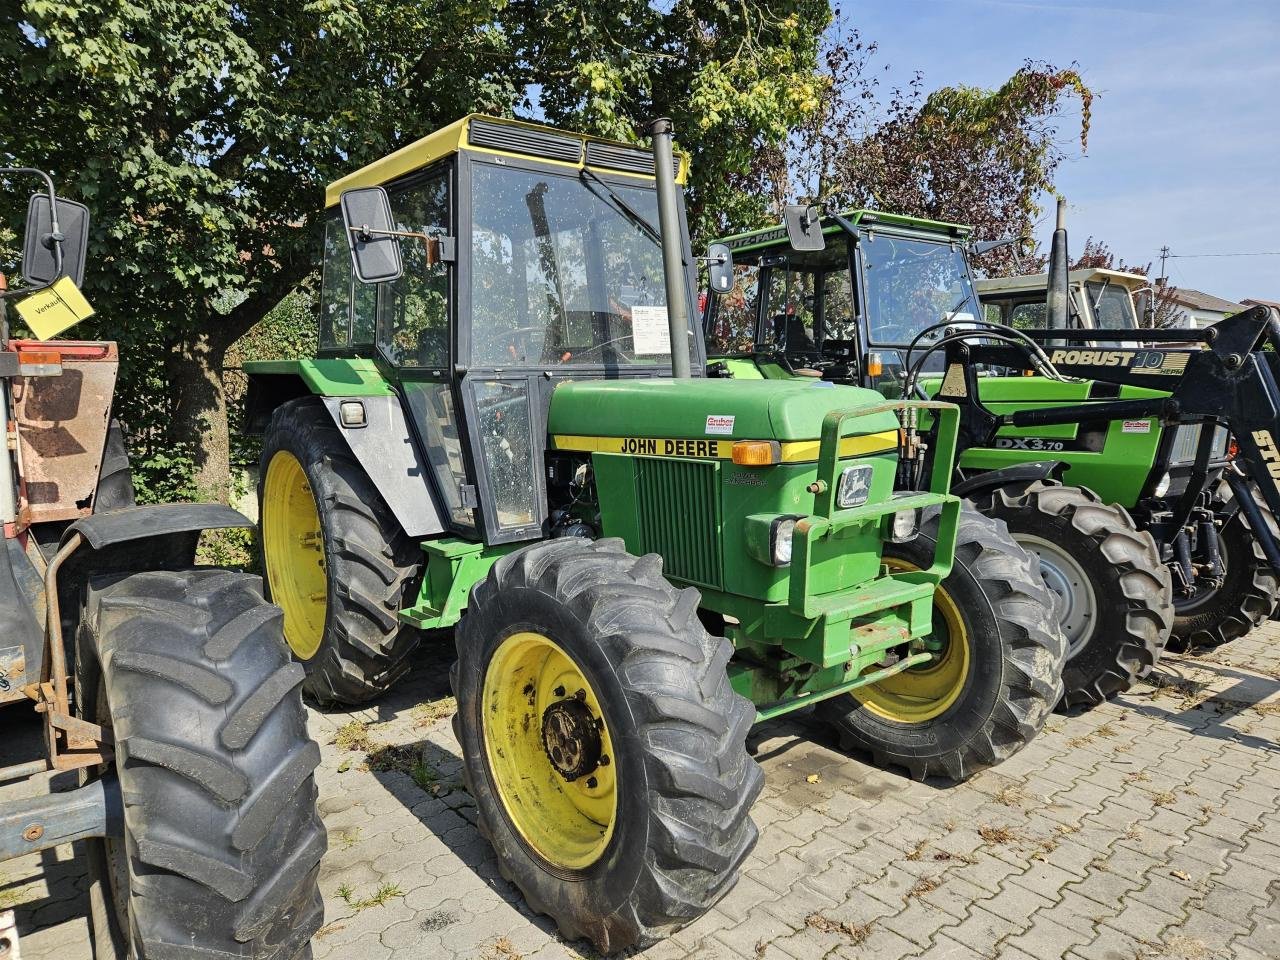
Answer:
(0, 169, 324, 959)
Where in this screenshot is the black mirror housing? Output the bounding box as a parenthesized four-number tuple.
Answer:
(23, 194, 90, 287)
(784, 204, 825, 252)
(339, 186, 404, 284)
(706, 243, 734, 295)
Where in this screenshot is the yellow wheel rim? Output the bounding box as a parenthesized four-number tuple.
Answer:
(262, 450, 327, 660)
(854, 557, 970, 723)
(482, 632, 618, 871)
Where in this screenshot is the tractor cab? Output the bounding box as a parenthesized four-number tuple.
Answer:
(259, 115, 705, 546)
(977, 267, 1151, 344)
(705, 210, 980, 397)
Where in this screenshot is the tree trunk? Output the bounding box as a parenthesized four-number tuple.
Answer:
(165, 328, 235, 504)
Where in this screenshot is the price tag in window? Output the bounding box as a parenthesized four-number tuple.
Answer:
(631, 304, 671, 355)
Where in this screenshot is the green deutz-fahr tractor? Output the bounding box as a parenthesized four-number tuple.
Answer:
(705, 201, 1280, 707)
(245, 115, 1066, 952)
(974, 258, 1279, 651)
(0, 170, 324, 958)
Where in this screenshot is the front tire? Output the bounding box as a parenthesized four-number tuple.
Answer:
(259, 398, 423, 706)
(1171, 489, 1280, 650)
(453, 538, 762, 954)
(971, 480, 1173, 708)
(819, 507, 1066, 782)
(77, 569, 325, 959)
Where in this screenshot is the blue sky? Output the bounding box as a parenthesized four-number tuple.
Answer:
(850, 0, 1280, 302)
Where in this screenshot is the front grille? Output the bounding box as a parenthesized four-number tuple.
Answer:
(468, 119, 584, 164)
(585, 141, 682, 179)
(633, 457, 723, 589)
(1169, 423, 1230, 464)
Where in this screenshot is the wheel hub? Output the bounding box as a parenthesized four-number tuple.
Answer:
(541, 697, 602, 781)
(1017, 534, 1098, 659)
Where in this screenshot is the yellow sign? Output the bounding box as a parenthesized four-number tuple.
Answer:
(14, 277, 95, 341)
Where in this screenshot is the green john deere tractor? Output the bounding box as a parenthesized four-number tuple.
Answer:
(244, 115, 1066, 953)
(705, 201, 1280, 708)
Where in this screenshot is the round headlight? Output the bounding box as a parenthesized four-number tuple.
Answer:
(772, 517, 797, 566)
(1153, 472, 1171, 498)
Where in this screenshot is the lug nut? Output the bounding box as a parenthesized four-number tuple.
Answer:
(585, 777, 598, 789)
(553, 685, 565, 698)
(598, 755, 609, 766)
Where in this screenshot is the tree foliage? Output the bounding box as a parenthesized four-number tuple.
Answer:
(1, 0, 829, 500)
(3, 3, 1097, 503)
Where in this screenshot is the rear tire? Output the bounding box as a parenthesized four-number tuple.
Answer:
(259, 398, 422, 706)
(1170, 489, 1280, 651)
(77, 569, 325, 959)
(819, 507, 1066, 781)
(454, 537, 762, 954)
(971, 480, 1173, 708)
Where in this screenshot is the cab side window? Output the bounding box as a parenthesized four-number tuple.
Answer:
(319, 216, 377, 350)
(378, 171, 450, 368)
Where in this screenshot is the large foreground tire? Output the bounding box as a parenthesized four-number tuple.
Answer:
(1170, 489, 1279, 651)
(77, 569, 325, 959)
(453, 538, 762, 954)
(820, 508, 1065, 781)
(971, 480, 1172, 708)
(260, 397, 423, 706)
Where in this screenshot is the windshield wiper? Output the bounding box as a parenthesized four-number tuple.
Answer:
(579, 168, 661, 245)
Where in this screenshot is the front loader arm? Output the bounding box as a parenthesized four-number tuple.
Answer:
(932, 304, 1280, 573)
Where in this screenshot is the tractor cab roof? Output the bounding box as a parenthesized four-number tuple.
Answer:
(976, 268, 1149, 299)
(325, 114, 690, 207)
(719, 209, 971, 256)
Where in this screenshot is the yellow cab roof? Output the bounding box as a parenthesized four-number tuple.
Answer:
(325, 114, 690, 207)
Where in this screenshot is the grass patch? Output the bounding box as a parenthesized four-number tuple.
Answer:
(335, 828, 361, 850)
(905, 839, 929, 861)
(413, 696, 458, 726)
(804, 913, 872, 944)
(1125, 770, 1151, 783)
(336, 881, 403, 911)
(483, 936, 523, 959)
(1152, 791, 1177, 807)
(994, 785, 1027, 807)
(978, 825, 1019, 845)
(334, 720, 377, 752)
(906, 876, 941, 900)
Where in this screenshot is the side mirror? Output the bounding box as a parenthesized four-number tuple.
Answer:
(705, 243, 734, 295)
(23, 193, 90, 287)
(339, 186, 404, 284)
(784, 204, 825, 252)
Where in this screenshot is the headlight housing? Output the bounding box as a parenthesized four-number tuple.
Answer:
(836, 464, 874, 509)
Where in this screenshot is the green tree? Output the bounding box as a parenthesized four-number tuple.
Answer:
(1, 0, 830, 500)
(1, 0, 518, 500)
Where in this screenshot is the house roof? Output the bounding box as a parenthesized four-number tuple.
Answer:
(1242, 297, 1280, 310)
(1164, 287, 1245, 314)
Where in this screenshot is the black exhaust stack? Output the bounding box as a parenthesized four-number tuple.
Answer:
(648, 118, 692, 379)
(1046, 197, 1069, 347)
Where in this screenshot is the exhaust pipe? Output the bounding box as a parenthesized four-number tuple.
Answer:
(1046, 197, 1069, 348)
(648, 118, 691, 378)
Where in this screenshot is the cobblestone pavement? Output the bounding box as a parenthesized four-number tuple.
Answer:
(4, 623, 1278, 960)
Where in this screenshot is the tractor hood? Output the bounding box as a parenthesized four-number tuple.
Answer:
(547, 379, 899, 444)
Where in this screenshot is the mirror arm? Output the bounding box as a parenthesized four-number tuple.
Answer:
(348, 226, 441, 268)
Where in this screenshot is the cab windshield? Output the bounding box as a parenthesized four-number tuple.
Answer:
(862, 233, 979, 347)
(1085, 280, 1139, 330)
(470, 163, 680, 367)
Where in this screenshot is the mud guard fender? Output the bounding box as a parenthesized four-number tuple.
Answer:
(952, 461, 1068, 502)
